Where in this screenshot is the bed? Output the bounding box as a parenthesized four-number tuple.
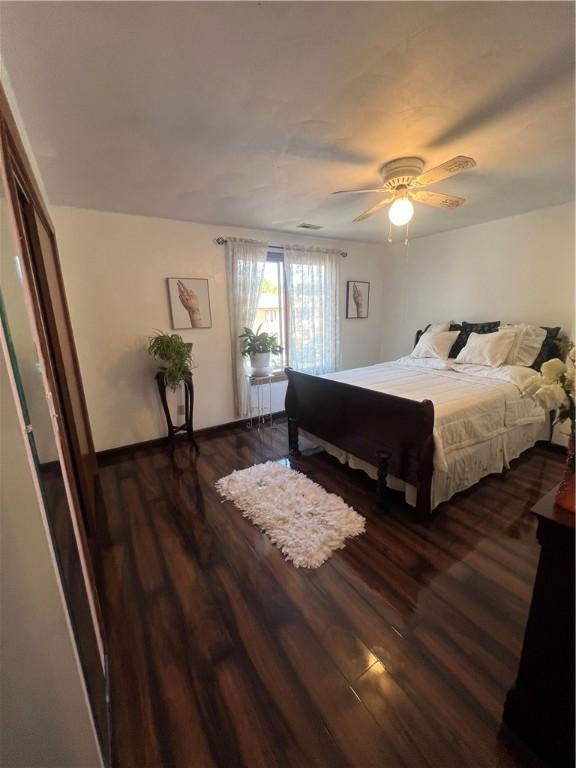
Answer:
(285, 326, 563, 516)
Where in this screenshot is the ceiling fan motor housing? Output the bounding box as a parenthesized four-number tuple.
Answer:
(380, 157, 424, 190)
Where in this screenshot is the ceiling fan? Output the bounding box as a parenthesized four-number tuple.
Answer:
(333, 155, 477, 226)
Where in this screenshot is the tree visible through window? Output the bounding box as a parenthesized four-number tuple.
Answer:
(254, 259, 286, 370)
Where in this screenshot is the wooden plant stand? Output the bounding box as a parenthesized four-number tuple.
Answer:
(155, 371, 199, 451)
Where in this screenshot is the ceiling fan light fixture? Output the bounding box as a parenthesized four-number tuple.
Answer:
(388, 197, 414, 227)
(335, 154, 476, 225)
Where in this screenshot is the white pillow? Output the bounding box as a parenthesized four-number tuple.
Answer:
(456, 328, 518, 367)
(504, 323, 547, 367)
(411, 330, 460, 360)
(423, 321, 451, 334)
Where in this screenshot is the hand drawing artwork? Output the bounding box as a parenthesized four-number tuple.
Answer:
(167, 278, 212, 329)
(346, 281, 370, 319)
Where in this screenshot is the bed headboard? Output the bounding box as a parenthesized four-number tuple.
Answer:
(550, 329, 570, 362)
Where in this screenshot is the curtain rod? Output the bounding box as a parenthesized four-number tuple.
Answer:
(214, 236, 347, 258)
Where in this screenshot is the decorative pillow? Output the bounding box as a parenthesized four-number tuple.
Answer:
(449, 321, 501, 358)
(456, 328, 518, 367)
(414, 322, 451, 347)
(531, 326, 561, 370)
(504, 323, 547, 367)
(411, 330, 460, 360)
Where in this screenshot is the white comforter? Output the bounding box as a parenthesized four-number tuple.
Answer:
(322, 357, 546, 471)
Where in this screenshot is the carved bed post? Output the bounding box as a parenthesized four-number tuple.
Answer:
(285, 368, 301, 455)
(415, 400, 435, 519)
(415, 462, 433, 519)
(375, 449, 392, 512)
(288, 419, 300, 455)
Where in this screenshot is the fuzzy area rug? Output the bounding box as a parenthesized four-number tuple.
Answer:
(215, 460, 365, 568)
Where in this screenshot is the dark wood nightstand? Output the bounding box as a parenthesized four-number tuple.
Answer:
(503, 484, 575, 768)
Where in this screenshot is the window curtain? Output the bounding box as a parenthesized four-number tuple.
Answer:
(225, 237, 268, 417)
(284, 246, 341, 374)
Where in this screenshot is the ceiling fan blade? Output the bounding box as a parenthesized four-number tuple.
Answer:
(410, 190, 464, 209)
(412, 156, 476, 187)
(353, 196, 394, 222)
(332, 187, 388, 195)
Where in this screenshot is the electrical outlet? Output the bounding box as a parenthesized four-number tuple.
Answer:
(177, 405, 185, 415)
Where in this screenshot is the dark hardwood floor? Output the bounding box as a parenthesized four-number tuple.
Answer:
(96, 421, 565, 768)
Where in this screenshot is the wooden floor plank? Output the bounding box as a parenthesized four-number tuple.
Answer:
(93, 422, 559, 767)
(213, 563, 349, 768)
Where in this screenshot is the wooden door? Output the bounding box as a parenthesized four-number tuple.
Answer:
(16, 184, 99, 533)
(0, 93, 98, 539)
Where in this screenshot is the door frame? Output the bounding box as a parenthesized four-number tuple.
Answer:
(0, 83, 105, 657)
(1, 115, 98, 521)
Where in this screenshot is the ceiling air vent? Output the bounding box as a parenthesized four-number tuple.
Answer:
(297, 222, 323, 230)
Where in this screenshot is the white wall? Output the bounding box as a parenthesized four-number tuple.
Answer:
(52, 206, 387, 451)
(53, 202, 574, 452)
(0, 350, 102, 768)
(380, 203, 575, 360)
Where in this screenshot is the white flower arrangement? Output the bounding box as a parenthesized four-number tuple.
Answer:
(522, 346, 575, 429)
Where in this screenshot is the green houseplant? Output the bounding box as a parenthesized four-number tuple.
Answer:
(239, 324, 283, 376)
(148, 331, 194, 390)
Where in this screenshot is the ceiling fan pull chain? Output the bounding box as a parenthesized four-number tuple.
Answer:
(387, 220, 393, 244)
(404, 221, 410, 247)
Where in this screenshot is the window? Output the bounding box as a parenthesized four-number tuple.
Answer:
(283, 247, 340, 374)
(254, 257, 286, 371)
(225, 237, 340, 415)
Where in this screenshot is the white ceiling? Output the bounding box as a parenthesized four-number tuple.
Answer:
(1, 1, 574, 243)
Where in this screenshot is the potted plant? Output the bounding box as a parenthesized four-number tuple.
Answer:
(239, 324, 283, 376)
(147, 331, 194, 389)
(522, 347, 575, 511)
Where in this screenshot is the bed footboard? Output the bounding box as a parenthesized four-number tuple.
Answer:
(285, 368, 435, 517)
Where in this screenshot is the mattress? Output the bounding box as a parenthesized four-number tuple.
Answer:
(302, 356, 548, 509)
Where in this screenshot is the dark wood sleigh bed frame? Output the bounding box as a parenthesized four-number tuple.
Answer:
(285, 327, 566, 518)
(284, 337, 436, 517)
(285, 366, 434, 516)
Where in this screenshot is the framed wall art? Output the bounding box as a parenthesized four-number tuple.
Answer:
(167, 278, 212, 329)
(346, 281, 370, 319)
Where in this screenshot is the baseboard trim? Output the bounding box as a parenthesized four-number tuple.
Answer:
(196, 411, 286, 438)
(96, 411, 287, 463)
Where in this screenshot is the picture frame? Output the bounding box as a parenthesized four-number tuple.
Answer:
(167, 277, 212, 329)
(346, 281, 370, 319)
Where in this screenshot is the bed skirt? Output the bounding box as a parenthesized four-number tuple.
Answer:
(301, 419, 549, 510)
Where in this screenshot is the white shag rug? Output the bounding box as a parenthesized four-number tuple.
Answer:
(215, 461, 365, 568)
